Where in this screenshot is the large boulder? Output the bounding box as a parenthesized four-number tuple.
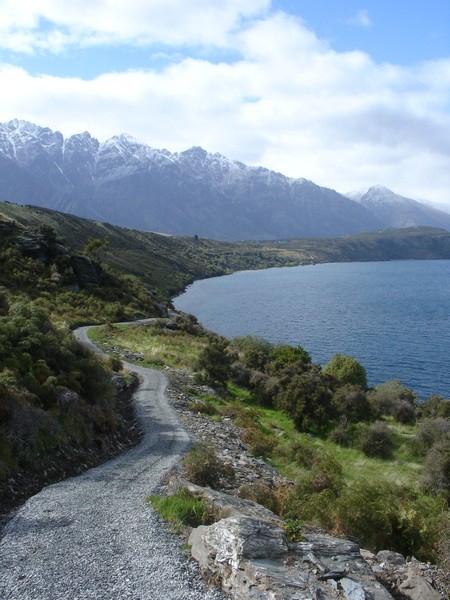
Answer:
(185, 480, 396, 600)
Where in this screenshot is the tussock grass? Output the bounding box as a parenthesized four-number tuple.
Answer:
(148, 488, 207, 532)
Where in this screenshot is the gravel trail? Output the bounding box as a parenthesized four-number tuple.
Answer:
(0, 326, 224, 599)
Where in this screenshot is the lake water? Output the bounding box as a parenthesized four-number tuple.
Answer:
(173, 260, 450, 400)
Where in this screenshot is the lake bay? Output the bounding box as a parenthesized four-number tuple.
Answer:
(173, 260, 450, 400)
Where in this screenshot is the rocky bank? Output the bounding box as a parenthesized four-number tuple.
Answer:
(164, 369, 450, 600)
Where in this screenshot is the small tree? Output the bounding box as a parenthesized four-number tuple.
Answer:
(322, 353, 367, 388)
(421, 435, 450, 500)
(196, 335, 231, 386)
(83, 236, 110, 263)
(367, 380, 416, 418)
(266, 344, 311, 376)
(275, 368, 334, 432)
(331, 384, 371, 422)
(357, 421, 393, 459)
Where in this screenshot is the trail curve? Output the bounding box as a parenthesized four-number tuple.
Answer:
(0, 324, 224, 599)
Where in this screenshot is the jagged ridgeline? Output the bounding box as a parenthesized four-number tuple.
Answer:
(2, 120, 450, 241)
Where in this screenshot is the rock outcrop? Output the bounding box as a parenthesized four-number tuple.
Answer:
(180, 478, 446, 600)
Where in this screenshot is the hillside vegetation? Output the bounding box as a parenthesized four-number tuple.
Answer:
(2, 201, 450, 299)
(92, 317, 450, 566)
(1, 200, 449, 560)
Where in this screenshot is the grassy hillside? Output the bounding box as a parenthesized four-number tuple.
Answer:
(0, 201, 306, 296)
(3, 202, 450, 300)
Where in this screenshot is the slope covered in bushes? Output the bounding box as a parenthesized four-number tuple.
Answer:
(93, 319, 450, 566)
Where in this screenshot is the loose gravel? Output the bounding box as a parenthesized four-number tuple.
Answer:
(0, 326, 227, 599)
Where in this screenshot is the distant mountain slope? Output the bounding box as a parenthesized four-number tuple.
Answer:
(1, 120, 449, 240)
(347, 185, 450, 230)
(3, 202, 450, 301)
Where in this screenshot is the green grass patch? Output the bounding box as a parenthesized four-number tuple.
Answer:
(90, 321, 209, 370)
(148, 488, 207, 532)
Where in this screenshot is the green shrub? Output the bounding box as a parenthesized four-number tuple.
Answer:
(323, 354, 367, 388)
(335, 480, 446, 561)
(276, 482, 339, 532)
(195, 335, 231, 386)
(182, 442, 235, 488)
(357, 421, 393, 459)
(294, 452, 344, 500)
(266, 344, 311, 376)
(393, 399, 417, 424)
(249, 371, 280, 408)
(276, 436, 320, 468)
(421, 394, 446, 418)
(328, 418, 355, 447)
(188, 398, 218, 416)
(219, 402, 260, 428)
(231, 335, 273, 370)
(275, 368, 334, 433)
(413, 418, 450, 455)
(331, 384, 371, 422)
(282, 518, 304, 542)
(237, 482, 277, 512)
(421, 435, 450, 500)
(368, 380, 416, 418)
(241, 428, 278, 457)
(274, 484, 303, 520)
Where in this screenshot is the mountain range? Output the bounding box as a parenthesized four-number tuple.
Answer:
(1, 119, 449, 241)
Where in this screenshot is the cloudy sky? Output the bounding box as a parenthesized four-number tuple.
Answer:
(0, 0, 449, 206)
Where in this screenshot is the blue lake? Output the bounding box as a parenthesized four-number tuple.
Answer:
(173, 260, 450, 400)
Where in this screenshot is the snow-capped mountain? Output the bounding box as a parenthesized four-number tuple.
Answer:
(0, 120, 447, 240)
(347, 185, 450, 230)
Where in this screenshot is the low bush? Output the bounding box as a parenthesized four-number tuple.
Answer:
(413, 418, 450, 455)
(182, 443, 235, 488)
(368, 380, 416, 419)
(328, 418, 355, 447)
(421, 435, 450, 500)
(241, 427, 278, 457)
(219, 402, 260, 429)
(335, 480, 446, 561)
(275, 436, 320, 469)
(393, 399, 417, 424)
(237, 482, 277, 512)
(188, 398, 218, 416)
(357, 421, 393, 459)
(331, 384, 371, 423)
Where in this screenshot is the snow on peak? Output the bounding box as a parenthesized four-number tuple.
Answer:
(347, 185, 398, 204)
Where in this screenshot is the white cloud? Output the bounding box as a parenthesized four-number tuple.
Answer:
(0, 5, 449, 206)
(0, 0, 270, 52)
(349, 9, 372, 28)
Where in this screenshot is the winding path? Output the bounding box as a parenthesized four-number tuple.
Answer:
(0, 325, 223, 599)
